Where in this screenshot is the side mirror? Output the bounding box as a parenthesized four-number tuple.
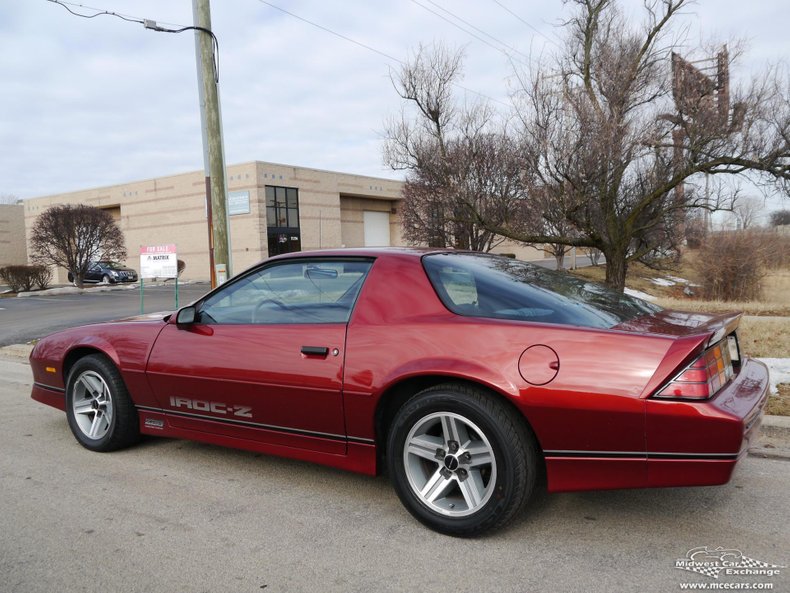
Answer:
(176, 306, 197, 327)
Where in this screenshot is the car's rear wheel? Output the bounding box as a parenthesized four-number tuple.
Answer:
(65, 354, 140, 452)
(387, 383, 537, 536)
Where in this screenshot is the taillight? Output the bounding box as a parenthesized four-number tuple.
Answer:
(655, 339, 735, 400)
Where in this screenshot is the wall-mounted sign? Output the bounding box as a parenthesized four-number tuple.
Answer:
(215, 263, 227, 285)
(140, 244, 178, 279)
(228, 190, 250, 216)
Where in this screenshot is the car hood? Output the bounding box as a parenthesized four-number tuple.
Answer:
(612, 309, 742, 339)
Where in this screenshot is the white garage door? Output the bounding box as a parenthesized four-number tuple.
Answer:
(363, 211, 391, 246)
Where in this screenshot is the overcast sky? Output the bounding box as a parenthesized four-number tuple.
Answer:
(1, 0, 788, 219)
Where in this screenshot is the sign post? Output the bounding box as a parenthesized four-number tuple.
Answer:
(139, 244, 179, 313)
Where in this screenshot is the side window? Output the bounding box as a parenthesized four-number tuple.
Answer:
(438, 268, 478, 307)
(197, 259, 373, 325)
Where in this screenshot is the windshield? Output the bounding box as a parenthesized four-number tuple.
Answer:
(422, 253, 660, 329)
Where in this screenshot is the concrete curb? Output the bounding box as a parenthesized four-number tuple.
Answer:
(15, 280, 207, 298)
(749, 417, 790, 460)
(748, 444, 790, 461)
(17, 285, 137, 297)
(0, 343, 35, 360)
(760, 415, 790, 439)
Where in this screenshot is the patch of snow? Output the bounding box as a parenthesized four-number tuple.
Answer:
(17, 286, 82, 297)
(756, 358, 790, 395)
(650, 277, 675, 286)
(624, 288, 658, 301)
(666, 275, 690, 284)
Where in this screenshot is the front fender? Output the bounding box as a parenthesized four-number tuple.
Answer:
(31, 332, 121, 390)
(30, 322, 168, 409)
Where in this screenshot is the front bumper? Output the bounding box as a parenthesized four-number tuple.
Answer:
(31, 382, 66, 412)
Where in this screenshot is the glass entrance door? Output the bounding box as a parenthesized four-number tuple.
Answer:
(267, 229, 301, 256)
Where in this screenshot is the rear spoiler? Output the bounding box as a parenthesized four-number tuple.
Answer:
(638, 312, 742, 399)
(702, 313, 741, 348)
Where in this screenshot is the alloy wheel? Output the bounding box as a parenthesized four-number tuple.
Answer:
(402, 411, 497, 517)
(71, 370, 114, 440)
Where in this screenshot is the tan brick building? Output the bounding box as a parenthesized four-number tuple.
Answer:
(24, 161, 405, 282)
(23, 160, 549, 283)
(0, 203, 27, 267)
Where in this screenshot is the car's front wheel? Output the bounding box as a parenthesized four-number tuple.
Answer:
(65, 354, 140, 452)
(387, 383, 537, 536)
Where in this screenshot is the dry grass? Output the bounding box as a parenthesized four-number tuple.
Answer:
(762, 268, 790, 304)
(736, 317, 790, 358)
(653, 297, 790, 317)
(653, 264, 790, 316)
(766, 384, 790, 416)
(571, 259, 699, 299)
(570, 250, 790, 317)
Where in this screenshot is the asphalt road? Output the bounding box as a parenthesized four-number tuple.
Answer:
(0, 283, 211, 346)
(1, 357, 787, 593)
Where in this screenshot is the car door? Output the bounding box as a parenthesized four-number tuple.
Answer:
(85, 263, 101, 283)
(145, 257, 373, 454)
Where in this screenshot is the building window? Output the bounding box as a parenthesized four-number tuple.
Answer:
(265, 186, 301, 256)
(265, 186, 299, 229)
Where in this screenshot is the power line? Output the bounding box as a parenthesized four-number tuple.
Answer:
(256, 0, 403, 64)
(47, 0, 188, 28)
(142, 22, 221, 83)
(46, 0, 221, 82)
(409, 0, 531, 66)
(254, 0, 510, 107)
(423, 0, 533, 61)
(489, 0, 563, 48)
(48, 0, 145, 25)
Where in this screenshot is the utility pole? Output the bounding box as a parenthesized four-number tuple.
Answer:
(192, 0, 231, 287)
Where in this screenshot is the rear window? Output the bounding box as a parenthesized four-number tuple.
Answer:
(423, 253, 660, 329)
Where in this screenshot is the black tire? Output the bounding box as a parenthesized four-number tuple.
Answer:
(67, 272, 75, 285)
(387, 382, 537, 537)
(102, 274, 113, 284)
(65, 354, 140, 452)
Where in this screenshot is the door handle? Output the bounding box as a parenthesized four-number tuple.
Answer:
(301, 346, 329, 356)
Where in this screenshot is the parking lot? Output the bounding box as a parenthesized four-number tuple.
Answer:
(0, 283, 210, 346)
(1, 351, 788, 593)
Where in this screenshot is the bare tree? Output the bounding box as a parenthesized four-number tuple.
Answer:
(0, 194, 20, 205)
(733, 197, 762, 229)
(384, 44, 529, 251)
(474, 0, 788, 290)
(769, 209, 790, 226)
(684, 208, 707, 248)
(30, 205, 126, 288)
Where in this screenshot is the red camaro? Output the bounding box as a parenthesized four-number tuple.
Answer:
(29, 249, 769, 536)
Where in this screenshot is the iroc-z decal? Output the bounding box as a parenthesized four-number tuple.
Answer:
(169, 397, 253, 418)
